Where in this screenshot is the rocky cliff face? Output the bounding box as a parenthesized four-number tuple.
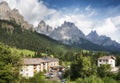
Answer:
(49, 21, 85, 44)
(36, 20, 53, 35)
(86, 31, 120, 50)
(49, 21, 120, 51)
(35, 19, 120, 51)
(0, 1, 33, 30)
(0, 1, 10, 20)
(1, 1, 119, 52)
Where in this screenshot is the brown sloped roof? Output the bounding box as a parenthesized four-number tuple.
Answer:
(98, 55, 116, 60)
(23, 58, 46, 65)
(42, 57, 59, 62)
(22, 57, 59, 65)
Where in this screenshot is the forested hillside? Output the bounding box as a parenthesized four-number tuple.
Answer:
(0, 20, 75, 57)
(0, 42, 21, 83)
(0, 20, 120, 83)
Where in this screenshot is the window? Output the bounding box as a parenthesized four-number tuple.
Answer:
(106, 60, 108, 62)
(43, 63, 45, 65)
(99, 60, 101, 62)
(21, 69, 23, 71)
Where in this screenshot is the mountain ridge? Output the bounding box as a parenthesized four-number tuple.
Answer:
(36, 20, 53, 35)
(46, 21, 120, 52)
(86, 30, 120, 52)
(50, 21, 85, 42)
(0, 19, 74, 56)
(0, 1, 120, 52)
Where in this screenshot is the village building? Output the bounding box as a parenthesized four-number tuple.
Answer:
(98, 55, 116, 68)
(42, 57, 59, 70)
(97, 55, 120, 72)
(20, 57, 59, 77)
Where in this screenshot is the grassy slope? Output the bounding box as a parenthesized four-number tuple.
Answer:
(11, 48, 35, 57)
(0, 42, 35, 57)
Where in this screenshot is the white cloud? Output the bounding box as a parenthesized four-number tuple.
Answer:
(95, 18, 117, 34)
(0, 0, 56, 26)
(0, 0, 120, 43)
(44, 6, 97, 35)
(111, 16, 120, 27)
(85, 5, 97, 17)
(95, 17, 120, 42)
(45, 10, 120, 43)
(46, 13, 93, 33)
(85, 5, 91, 11)
(0, 0, 95, 34)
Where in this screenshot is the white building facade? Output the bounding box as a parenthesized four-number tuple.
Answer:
(20, 57, 59, 77)
(98, 56, 116, 68)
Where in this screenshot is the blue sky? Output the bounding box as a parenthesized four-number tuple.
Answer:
(41, 0, 120, 42)
(0, 0, 120, 42)
(42, 0, 120, 17)
(42, 0, 120, 9)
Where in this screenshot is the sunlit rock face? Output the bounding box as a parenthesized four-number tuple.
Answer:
(49, 21, 85, 44)
(36, 20, 53, 35)
(86, 30, 120, 50)
(0, 1, 33, 30)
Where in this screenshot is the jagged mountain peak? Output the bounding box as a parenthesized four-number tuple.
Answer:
(86, 30, 120, 51)
(0, 1, 10, 13)
(60, 21, 79, 30)
(60, 21, 78, 29)
(87, 30, 112, 40)
(38, 20, 46, 28)
(0, 1, 33, 30)
(39, 20, 45, 25)
(1, 1, 119, 52)
(0, 1, 8, 6)
(49, 21, 85, 44)
(87, 30, 98, 37)
(12, 8, 20, 14)
(36, 20, 53, 35)
(90, 30, 97, 35)
(63, 21, 74, 26)
(87, 30, 112, 42)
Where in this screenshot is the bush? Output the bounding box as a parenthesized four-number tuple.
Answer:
(103, 77, 117, 83)
(76, 75, 103, 83)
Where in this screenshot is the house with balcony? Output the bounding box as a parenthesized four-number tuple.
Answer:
(98, 55, 116, 68)
(20, 57, 59, 77)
